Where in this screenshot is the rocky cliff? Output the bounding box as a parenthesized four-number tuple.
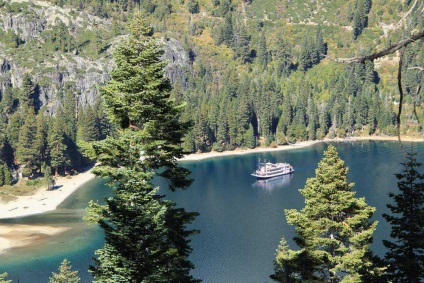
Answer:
(0, 0, 189, 114)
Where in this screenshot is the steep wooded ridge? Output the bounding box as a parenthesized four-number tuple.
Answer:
(0, 0, 422, 183)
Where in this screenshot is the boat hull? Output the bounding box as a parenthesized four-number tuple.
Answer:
(251, 170, 293, 180)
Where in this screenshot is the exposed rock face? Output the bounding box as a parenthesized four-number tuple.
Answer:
(2, 11, 47, 42)
(0, 0, 190, 114)
(0, 55, 12, 95)
(0, 50, 113, 114)
(162, 37, 190, 89)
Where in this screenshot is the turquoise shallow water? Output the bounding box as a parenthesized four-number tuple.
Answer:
(0, 141, 423, 282)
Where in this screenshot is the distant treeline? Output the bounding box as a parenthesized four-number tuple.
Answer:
(33, 0, 423, 154)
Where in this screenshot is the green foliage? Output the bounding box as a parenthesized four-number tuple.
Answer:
(49, 259, 80, 283)
(352, 0, 372, 39)
(17, 108, 39, 175)
(272, 145, 378, 282)
(86, 14, 199, 282)
(0, 272, 11, 283)
(257, 33, 268, 68)
(187, 0, 199, 14)
(48, 107, 69, 176)
(1, 0, 421, 159)
(383, 151, 424, 282)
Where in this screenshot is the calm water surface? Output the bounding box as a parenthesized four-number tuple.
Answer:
(0, 141, 423, 282)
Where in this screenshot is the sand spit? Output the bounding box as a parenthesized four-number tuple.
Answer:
(0, 224, 69, 254)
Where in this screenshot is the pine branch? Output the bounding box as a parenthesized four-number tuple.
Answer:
(337, 29, 424, 63)
(336, 30, 424, 146)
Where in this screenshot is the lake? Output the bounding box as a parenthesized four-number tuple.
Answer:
(0, 140, 423, 282)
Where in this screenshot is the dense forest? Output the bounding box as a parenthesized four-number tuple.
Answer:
(0, 0, 423, 282)
(0, 0, 423, 181)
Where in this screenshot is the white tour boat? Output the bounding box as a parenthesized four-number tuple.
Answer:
(251, 161, 294, 180)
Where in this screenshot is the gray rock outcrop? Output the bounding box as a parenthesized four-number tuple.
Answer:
(0, 0, 190, 114)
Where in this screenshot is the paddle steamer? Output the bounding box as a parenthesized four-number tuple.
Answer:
(251, 161, 294, 180)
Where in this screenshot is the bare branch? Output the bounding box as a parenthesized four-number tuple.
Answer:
(396, 47, 406, 146)
(396, 0, 419, 28)
(408, 66, 424, 72)
(337, 29, 424, 63)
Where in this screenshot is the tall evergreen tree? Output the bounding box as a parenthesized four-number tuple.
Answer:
(272, 145, 378, 282)
(274, 35, 292, 77)
(7, 111, 23, 150)
(19, 73, 36, 110)
(257, 33, 268, 69)
(86, 14, 199, 282)
(49, 259, 80, 283)
(221, 13, 233, 46)
(315, 25, 326, 60)
(77, 105, 98, 143)
(16, 108, 39, 176)
(34, 111, 49, 170)
(233, 18, 251, 63)
(48, 107, 68, 176)
(383, 151, 424, 282)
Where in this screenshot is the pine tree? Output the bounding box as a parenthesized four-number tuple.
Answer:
(307, 97, 318, 140)
(233, 18, 251, 63)
(7, 111, 23, 150)
(19, 73, 35, 110)
(3, 163, 12, 186)
(272, 145, 377, 282)
(244, 123, 256, 149)
(48, 108, 68, 176)
(298, 37, 311, 71)
(0, 272, 11, 283)
(16, 108, 39, 176)
(34, 111, 49, 170)
(77, 105, 98, 142)
(63, 85, 77, 142)
(315, 25, 326, 60)
(0, 163, 5, 186)
(0, 86, 16, 114)
(49, 259, 80, 283)
(271, 238, 299, 283)
(274, 35, 292, 77)
(221, 13, 233, 46)
(86, 14, 199, 282)
(257, 33, 268, 69)
(383, 151, 424, 282)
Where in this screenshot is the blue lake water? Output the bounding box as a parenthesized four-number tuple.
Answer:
(0, 140, 423, 282)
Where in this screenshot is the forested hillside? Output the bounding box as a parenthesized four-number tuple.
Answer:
(0, 0, 422, 184)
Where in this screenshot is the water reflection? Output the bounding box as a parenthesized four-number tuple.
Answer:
(251, 174, 293, 190)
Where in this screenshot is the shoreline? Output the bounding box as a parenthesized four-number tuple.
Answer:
(0, 167, 95, 220)
(179, 135, 424, 161)
(0, 135, 422, 220)
(0, 135, 421, 255)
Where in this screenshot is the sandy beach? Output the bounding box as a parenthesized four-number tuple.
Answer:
(0, 168, 96, 220)
(180, 135, 424, 161)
